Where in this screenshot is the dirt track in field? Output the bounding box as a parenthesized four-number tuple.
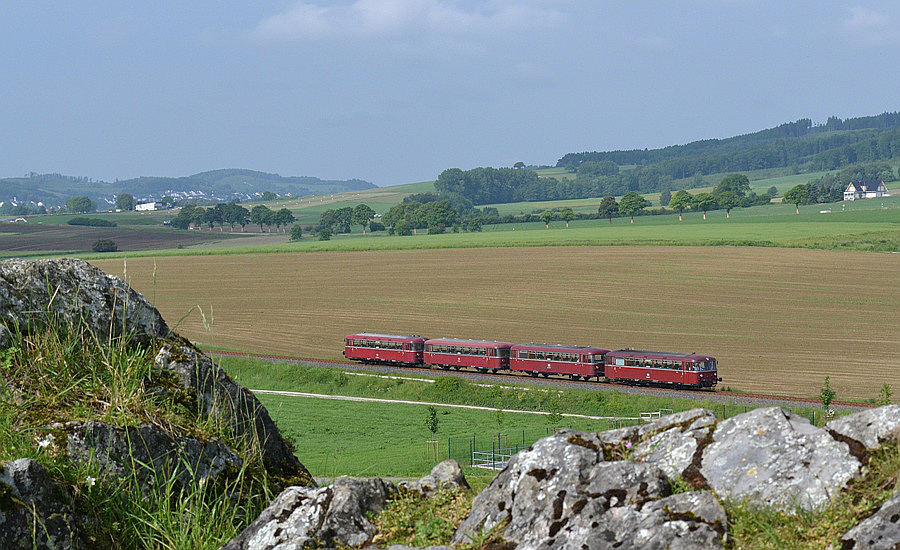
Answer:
(92, 246, 900, 400)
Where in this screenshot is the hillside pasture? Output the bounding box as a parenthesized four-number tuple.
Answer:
(94, 246, 900, 400)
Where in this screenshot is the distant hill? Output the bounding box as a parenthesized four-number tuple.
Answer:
(0, 169, 376, 208)
(557, 112, 900, 178)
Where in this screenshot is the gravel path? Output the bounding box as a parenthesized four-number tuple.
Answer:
(213, 352, 869, 412)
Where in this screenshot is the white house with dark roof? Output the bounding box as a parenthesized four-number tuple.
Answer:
(843, 180, 889, 201)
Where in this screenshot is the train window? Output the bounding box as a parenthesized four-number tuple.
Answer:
(497, 348, 510, 357)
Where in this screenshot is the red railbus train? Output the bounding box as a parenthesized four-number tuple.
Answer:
(343, 333, 720, 389)
(605, 350, 719, 388)
(510, 343, 610, 380)
(424, 338, 513, 372)
(343, 333, 426, 365)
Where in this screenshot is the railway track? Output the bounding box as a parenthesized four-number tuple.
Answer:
(207, 349, 872, 411)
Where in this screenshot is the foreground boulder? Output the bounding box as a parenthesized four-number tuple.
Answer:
(154, 342, 315, 487)
(0, 459, 80, 550)
(399, 459, 471, 496)
(222, 478, 395, 549)
(64, 421, 241, 488)
(452, 429, 726, 549)
(841, 492, 900, 549)
(828, 405, 900, 455)
(700, 407, 860, 511)
(0, 258, 169, 348)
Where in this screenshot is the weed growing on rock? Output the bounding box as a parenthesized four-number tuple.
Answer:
(727, 443, 900, 548)
(371, 487, 472, 548)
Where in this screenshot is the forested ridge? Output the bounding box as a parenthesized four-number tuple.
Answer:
(557, 112, 900, 177)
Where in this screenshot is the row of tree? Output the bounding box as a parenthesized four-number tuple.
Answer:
(170, 203, 295, 232)
(431, 165, 703, 206)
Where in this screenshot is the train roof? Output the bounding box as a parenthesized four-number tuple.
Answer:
(346, 333, 427, 341)
(425, 338, 514, 347)
(511, 343, 610, 353)
(608, 349, 715, 360)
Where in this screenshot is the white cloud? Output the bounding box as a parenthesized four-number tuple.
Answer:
(253, 0, 564, 41)
(843, 6, 890, 32)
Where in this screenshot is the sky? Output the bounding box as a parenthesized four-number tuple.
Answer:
(1, 1, 899, 187)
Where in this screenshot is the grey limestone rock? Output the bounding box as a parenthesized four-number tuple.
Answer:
(599, 408, 716, 481)
(399, 459, 470, 495)
(828, 405, 900, 454)
(598, 408, 716, 448)
(841, 492, 900, 549)
(541, 491, 726, 550)
(453, 429, 723, 548)
(154, 342, 315, 486)
(0, 458, 80, 550)
(221, 477, 394, 550)
(65, 420, 241, 488)
(700, 407, 860, 511)
(0, 258, 169, 349)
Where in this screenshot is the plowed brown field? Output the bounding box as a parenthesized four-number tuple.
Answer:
(92, 246, 900, 400)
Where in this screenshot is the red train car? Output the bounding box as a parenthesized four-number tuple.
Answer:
(510, 343, 610, 380)
(343, 333, 426, 365)
(424, 338, 513, 372)
(604, 350, 719, 388)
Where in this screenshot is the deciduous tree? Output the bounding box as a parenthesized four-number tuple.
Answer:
(597, 196, 618, 224)
(669, 190, 692, 221)
(715, 191, 741, 218)
(251, 205, 273, 232)
(619, 192, 650, 223)
(66, 196, 94, 213)
(352, 204, 376, 234)
(784, 184, 810, 214)
(539, 209, 555, 229)
(692, 192, 717, 220)
(560, 207, 575, 228)
(116, 194, 135, 211)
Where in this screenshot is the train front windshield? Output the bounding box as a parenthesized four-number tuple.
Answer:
(693, 360, 716, 371)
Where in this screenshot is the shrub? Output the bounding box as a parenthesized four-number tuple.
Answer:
(289, 224, 303, 241)
(91, 239, 118, 253)
(68, 217, 117, 227)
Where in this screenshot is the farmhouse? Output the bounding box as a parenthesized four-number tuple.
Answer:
(843, 180, 890, 201)
(135, 201, 165, 211)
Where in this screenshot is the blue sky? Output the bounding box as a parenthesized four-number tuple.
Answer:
(1, 1, 898, 186)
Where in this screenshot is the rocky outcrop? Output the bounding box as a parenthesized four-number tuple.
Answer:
(0, 459, 80, 550)
(452, 429, 725, 549)
(841, 492, 900, 549)
(399, 459, 471, 496)
(700, 407, 860, 511)
(154, 342, 315, 487)
(64, 421, 241, 488)
(0, 258, 169, 348)
(223, 462, 469, 549)
(828, 405, 900, 454)
(222, 478, 395, 550)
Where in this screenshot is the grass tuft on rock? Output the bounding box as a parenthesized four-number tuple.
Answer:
(0, 317, 275, 549)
